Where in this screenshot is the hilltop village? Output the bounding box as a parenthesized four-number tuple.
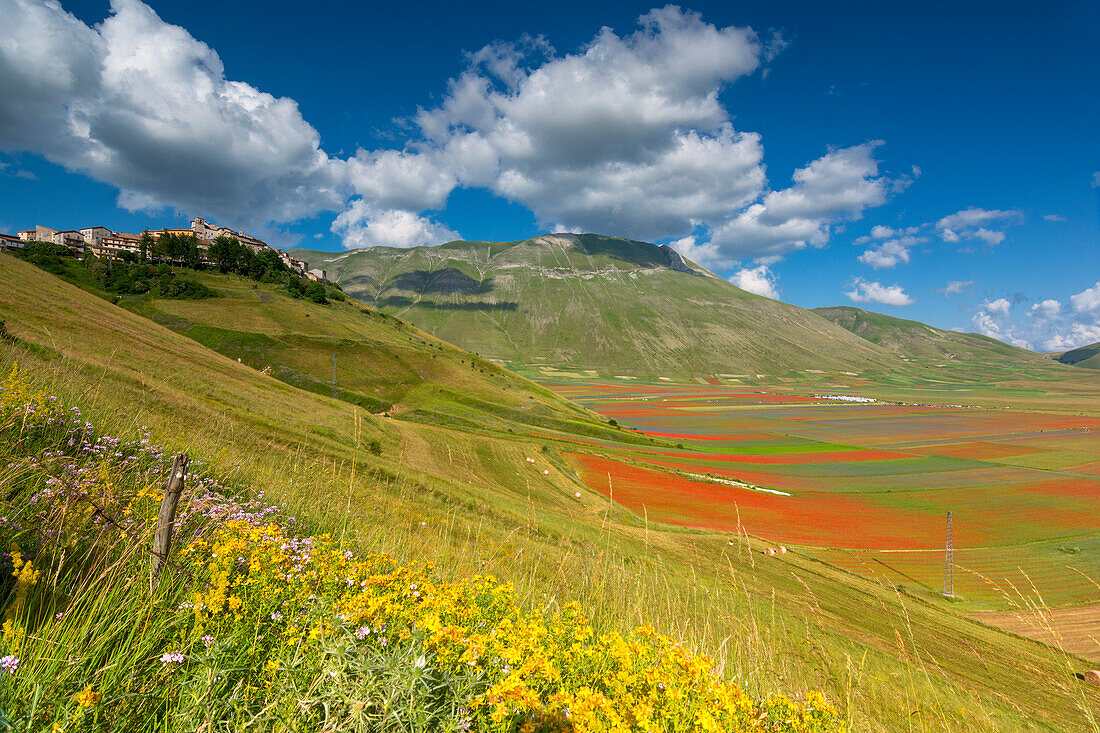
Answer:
(0, 217, 326, 283)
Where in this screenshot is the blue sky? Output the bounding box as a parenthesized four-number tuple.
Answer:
(1, 0, 1097, 350)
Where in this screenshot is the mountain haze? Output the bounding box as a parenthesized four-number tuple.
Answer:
(292, 234, 897, 376)
(813, 305, 1051, 364)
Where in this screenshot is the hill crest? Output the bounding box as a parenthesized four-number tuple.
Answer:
(812, 305, 1049, 364)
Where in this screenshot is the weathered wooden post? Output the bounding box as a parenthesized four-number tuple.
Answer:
(151, 453, 189, 582)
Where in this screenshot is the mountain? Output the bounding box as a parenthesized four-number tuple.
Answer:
(1053, 341, 1100, 369)
(812, 305, 1050, 364)
(291, 233, 897, 377)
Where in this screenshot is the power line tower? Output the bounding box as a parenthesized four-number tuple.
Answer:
(943, 510, 954, 598)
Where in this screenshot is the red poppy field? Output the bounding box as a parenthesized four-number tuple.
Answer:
(548, 382, 1100, 608)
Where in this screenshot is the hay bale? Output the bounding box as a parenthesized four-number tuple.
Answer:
(1085, 670, 1100, 686)
(765, 548, 776, 557)
(779, 546, 788, 554)
(573, 491, 582, 500)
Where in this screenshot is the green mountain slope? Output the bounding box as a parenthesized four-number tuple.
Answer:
(1054, 341, 1100, 369)
(813, 305, 1050, 363)
(291, 234, 898, 377)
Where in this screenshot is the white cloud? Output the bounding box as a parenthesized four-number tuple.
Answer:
(405, 8, 896, 260)
(1071, 281, 1100, 314)
(1045, 323, 1100, 352)
(940, 279, 973, 296)
(708, 142, 895, 259)
(407, 6, 774, 249)
(845, 277, 913, 306)
(0, 0, 346, 228)
(1029, 299, 1061, 319)
(857, 235, 923, 269)
(968, 284, 1100, 351)
(1092, 171, 1100, 188)
(971, 227, 1005, 246)
(729, 265, 779, 299)
(936, 207, 1022, 248)
(853, 224, 922, 245)
(345, 149, 456, 212)
(331, 201, 459, 249)
(669, 235, 730, 270)
(1043, 214, 1066, 222)
(970, 300, 1031, 349)
(984, 297, 1011, 316)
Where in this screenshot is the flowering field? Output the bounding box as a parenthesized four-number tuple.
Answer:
(550, 382, 1100, 609)
(0, 365, 843, 732)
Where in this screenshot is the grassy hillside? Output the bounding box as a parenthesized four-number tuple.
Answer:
(813, 305, 1050, 364)
(2, 253, 1098, 730)
(1054, 341, 1100, 369)
(117, 270, 629, 442)
(291, 234, 899, 378)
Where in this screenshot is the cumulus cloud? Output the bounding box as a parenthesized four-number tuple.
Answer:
(331, 201, 459, 249)
(1045, 325, 1100, 352)
(969, 283, 1100, 351)
(399, 7, 897, 259)
(1093, 171, 1100, 188)
(1071, 282, 1100, 315)
(857, 234, 924, 269)
(1043, 214, 1066, 222)
(852, 223, 923, 246)
(1029, 299, 1061, 319)
(970, 298, 1031, 349)
(0, 2, 900, 253)
(936, 207, 1022, 247)
(705, 142, 894, 260)
(845, 278, 913, 306)
(729, 265, 779, 299)
(0, 0, 345, 228)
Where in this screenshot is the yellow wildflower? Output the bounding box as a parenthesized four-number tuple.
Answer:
(73, 684, 101, 709)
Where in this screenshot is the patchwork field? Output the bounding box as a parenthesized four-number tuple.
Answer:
(545, 383, 1100, 619)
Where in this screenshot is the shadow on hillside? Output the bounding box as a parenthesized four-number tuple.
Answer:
(379, 296, 517, 312)
(389, 268, 493, 295)
(576, 234, 663, 268)
(342, 274, 376, 290)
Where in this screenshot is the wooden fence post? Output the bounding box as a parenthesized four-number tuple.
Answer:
(151, 453, 189, 582)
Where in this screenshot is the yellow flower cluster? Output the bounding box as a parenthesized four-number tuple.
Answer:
(180, 520, 845, 733)
(72, 685, 101, 709)
(1, 362, 64, 432)
(3, 545, 39, 641)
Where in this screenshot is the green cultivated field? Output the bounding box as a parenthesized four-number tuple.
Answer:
(552, 382, 1100, 615)
(2, 253, 1100, 730)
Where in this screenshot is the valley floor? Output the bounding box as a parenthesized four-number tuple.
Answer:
(539, 378, 1100, 667)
